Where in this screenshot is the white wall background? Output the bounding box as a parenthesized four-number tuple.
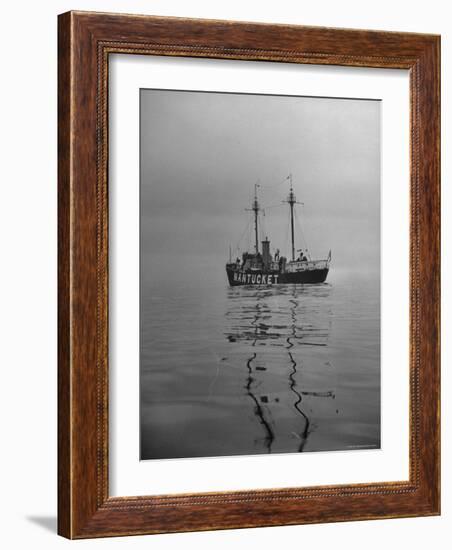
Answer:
(0, 1, 448, 548)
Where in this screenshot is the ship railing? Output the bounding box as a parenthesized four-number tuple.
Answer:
(286, 259, 330, 272)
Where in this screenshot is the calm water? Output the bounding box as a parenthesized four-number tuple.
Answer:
(140, 275, 380, 459)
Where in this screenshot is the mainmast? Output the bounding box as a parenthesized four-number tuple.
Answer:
(284, 174, 302, 261)
(246, 184, 260, 254)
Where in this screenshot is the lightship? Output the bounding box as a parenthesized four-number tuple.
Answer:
(226, 176, 331, 286)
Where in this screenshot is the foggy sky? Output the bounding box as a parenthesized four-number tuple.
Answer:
(140, 89, 380, 285)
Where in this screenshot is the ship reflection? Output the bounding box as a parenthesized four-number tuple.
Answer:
(245, 352, 275, 452)
(225, 284, 335, 454)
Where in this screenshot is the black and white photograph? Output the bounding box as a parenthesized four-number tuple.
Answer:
(1, 0, 444, 546)
(140, 89, 381, 460)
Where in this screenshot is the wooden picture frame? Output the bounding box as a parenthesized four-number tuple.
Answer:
(58, 11, 440, 539)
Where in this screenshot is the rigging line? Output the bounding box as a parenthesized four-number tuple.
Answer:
(260, 186, 286, 201)
(294, 207, 309, 252)
(234, 217, 252, 253)
(284, 211, 290, 253)
(249, 211, 254, 248)
(261, 208, 269, 241)
(258, 174, 291, 189)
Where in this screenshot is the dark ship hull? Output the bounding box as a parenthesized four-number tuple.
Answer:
(226, 264, 329, 286)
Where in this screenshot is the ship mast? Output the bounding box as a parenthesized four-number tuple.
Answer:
(284, 174, 302, 261)
(246, 184, 260, 254)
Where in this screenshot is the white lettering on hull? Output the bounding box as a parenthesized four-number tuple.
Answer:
(231, 271, 279, 285)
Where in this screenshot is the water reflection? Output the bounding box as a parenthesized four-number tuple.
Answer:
(288, 350, 309, 452)
(224, 284, 335, 453)
(140, 277, 380, 460)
